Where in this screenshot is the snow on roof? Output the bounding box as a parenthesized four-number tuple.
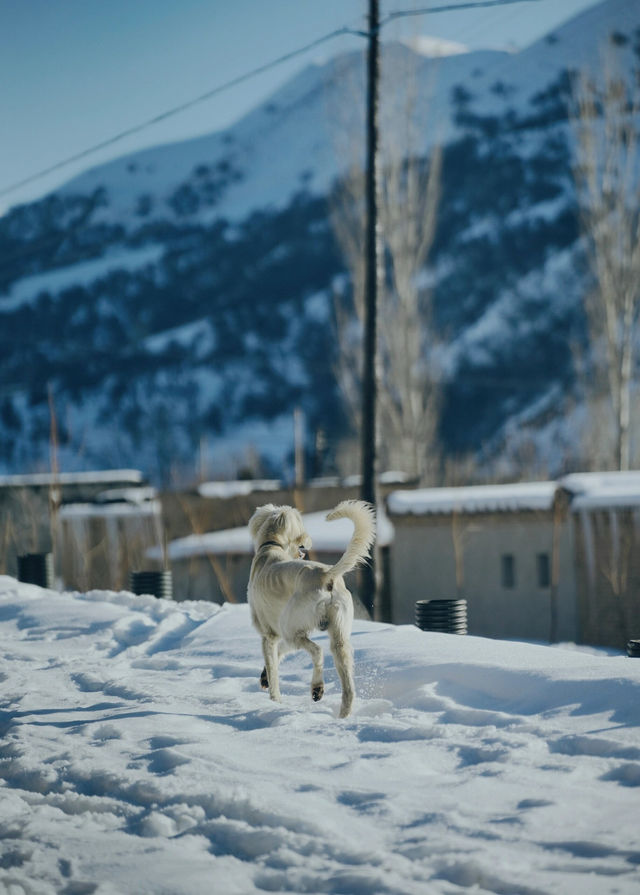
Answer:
(560, 471, 640, 511)
(94, 486, 157, 505)
(388, 472, 640, 516)
(308, 477, 342, 489)
(151, 508, 393, 561)
(0, 469, 143, 488)
(197, 479, 281, 499)
(387, 481, 557, 516)
(342, 471, 414, 488)
(59, 500, 162, 519)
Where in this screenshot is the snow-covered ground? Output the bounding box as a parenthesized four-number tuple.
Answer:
(1, 576, 639, 895)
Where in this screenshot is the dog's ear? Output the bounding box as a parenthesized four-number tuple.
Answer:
(276, 507, 310, 544)
(271, 508, 292, 536)
(248, 504, 278, 542)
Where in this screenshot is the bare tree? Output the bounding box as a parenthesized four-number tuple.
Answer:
(571, 48, 640, 470)
(330, 159, 368, 434)
(330, 47, 442, 482)
(378, 82, 442, 481)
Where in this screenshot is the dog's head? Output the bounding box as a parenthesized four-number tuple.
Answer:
(248, 504, 312, 559)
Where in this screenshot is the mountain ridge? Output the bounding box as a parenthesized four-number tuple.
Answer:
(1, 0, 638, 482)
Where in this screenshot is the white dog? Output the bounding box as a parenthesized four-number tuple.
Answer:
(247, 500, 375, 718)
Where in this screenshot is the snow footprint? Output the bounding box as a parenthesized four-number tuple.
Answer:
(337, 789, 386, 814)
(109, 616, 157, 656)
(548, 734, 640, 761)
(136, 735, 192, 777)
(357, 721, 439, 743)
(144, 613, 203, 656)
(601, 763, 640, 787)
(71, 671, 149, 702)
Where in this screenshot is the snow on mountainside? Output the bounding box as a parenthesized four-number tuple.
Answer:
(57, 0, 635, 229)
(54, 47, 491, 230)
(0, 0, 639, 480)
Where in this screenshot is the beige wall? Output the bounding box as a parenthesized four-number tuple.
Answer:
(171, 554, 252, 604)
(389, 511, 577, 643)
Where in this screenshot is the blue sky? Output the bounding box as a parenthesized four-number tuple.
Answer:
(0, 0, 598, 214)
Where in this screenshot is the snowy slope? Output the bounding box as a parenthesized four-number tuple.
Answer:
(1, 575, 639, 894)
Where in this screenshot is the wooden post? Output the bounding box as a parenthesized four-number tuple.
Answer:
(294, 406, 305, 488)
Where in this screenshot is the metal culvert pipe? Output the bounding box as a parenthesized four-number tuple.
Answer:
(415, 599, 467, 634)
(129, 570, 173, 600)
(17, 553, 54, 589)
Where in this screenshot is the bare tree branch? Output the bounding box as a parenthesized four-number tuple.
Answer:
(571, 47, 640, 470)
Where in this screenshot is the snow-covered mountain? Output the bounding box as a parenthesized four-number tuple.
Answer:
(1, 0, 638, 481)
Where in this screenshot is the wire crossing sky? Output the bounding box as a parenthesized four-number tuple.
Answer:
(0, 0, 598, 213)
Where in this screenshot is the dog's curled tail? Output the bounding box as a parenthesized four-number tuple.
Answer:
(324, 500, 376, 586)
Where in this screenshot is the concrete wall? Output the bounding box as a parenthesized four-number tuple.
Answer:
(389, 511, 577, 643)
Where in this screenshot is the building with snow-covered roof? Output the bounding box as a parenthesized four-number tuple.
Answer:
(387, 472, 640, 649)
(161, 474, 638, 647)
(0, 469, 148, 582)
(387, 481, 578, 643)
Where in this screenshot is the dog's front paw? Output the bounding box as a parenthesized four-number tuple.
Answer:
(260, 667, 269, 689)
(311, 683, 324, 702)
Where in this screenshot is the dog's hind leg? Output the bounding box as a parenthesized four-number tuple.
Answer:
(329, 628, 355, 718)
(291, 633, 325, 702)
(261, 634, 282, 702)
(260, 641, 291, 690)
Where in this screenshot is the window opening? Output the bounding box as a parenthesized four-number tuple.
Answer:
(501, 554, 515, 589)
(537, 552, 550, 588)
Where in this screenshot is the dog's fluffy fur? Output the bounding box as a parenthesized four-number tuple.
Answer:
(247, 500, 375, 718)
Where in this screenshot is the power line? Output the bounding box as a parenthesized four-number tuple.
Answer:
(381, 0, 542, 27)
(1, 0, 544, 203)
(0, 26, 360, 201)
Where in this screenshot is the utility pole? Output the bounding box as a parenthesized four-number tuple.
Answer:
(360, 0, 382, 617)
